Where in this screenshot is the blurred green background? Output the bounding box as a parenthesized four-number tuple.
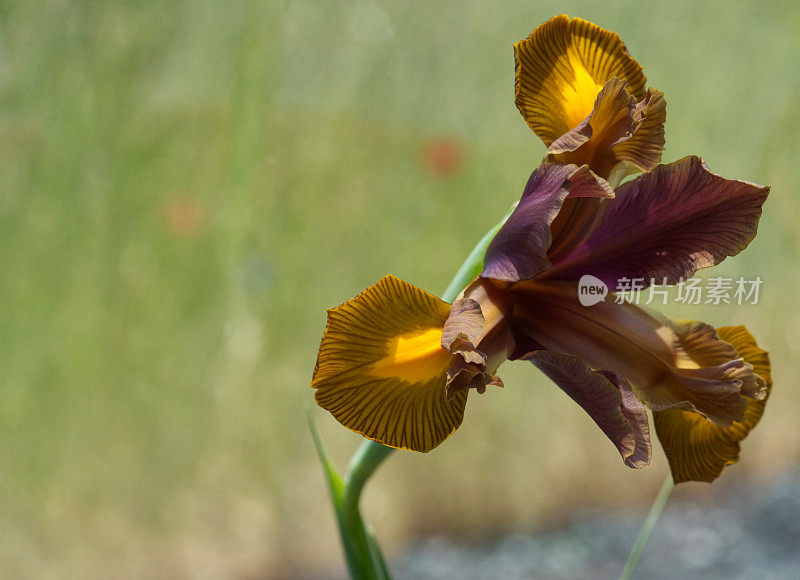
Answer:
(1, 0, 798, 576)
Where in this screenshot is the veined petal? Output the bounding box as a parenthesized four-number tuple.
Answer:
(526, 350, 651, 468)
(515, 15, 646, 147)
(547, 156, 770, 288)
(483, 161, 620, 282)
(618, 379, 654, 468)
(547, 196, 608, 264)
(312, 275, 467, 452)
(547, 79, 666, 186)
(481, 163, 575, 282)
(566, 165, 615, 199)
(441, 297, 484, 350)
(608, 88, 667, 184)
(547, 78, 636, 167)
(510, 280, 758, 426)
(457, 277, 516, 369)
(441, 297, 494, 398)
(654, 326, 771, 483)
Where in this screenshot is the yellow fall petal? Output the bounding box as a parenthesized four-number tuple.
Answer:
(312, 275, 467, 452)
(654, 326, 772, 483)
(515, 15, 646, 146)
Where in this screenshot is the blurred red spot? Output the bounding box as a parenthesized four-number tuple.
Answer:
(420, 138, 464, 178)
(162, 196, 207, 237)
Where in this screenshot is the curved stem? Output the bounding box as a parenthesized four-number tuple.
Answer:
(340, 441, 394, 579)
(619, 475, 675, 580)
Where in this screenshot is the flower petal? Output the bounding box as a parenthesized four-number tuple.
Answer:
(544, 77, 666, 190)
(607, 88, 667, 185)
(546, 79, 666, 187)
(547, 77, 637, 167)
(312, 275, 467, 452)
(618, 379, 654, 468)
(510, 280, 755, 426)
(484, 162, 616, 284)
(440, 297, 497, 398)
(515, 15, 646, 146)
(566, 164, 615, 199)
(547, 196, 608, 264)
(547, 156, 770, 287)
(441, 297, 485, 350)
(526, 350, 651, 468)
(481, 163, 575, 282)
(654, 326, 771, 483)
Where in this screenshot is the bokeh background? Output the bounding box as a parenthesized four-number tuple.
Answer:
(2, 0, 798, 577)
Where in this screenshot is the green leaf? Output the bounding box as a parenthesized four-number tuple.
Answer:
(308, 410, 386, 579)
(307, 407, 344, 501)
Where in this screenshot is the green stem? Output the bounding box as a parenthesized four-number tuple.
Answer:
(619, 475, 675, 580)
(333, 202, 519, 579)
(339, 441, 394, 579)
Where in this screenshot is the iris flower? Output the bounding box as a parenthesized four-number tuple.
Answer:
(312, 16, 771, 484)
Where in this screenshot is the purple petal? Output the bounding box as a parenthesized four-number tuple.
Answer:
(481, 163, 575, 282)
(547, 156, 769, 287)
(525, 350, 651, 468)
(617, 378, 653, 468)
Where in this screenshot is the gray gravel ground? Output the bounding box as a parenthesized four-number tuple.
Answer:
(391, 471, 800, 579)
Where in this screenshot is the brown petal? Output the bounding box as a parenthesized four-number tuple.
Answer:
(441, 297, 485, 350)
(547, 77, 637, 167)
(654, 326, 771, 483)
(618, 379, 653, 468)
(481, 163, 575, 282)
(566, 165, 615, 199)
(545, 78, 666, 187)
(608, 88, 667, 185)
(440, 294, 508, 399)
(482, 163, 617, 283)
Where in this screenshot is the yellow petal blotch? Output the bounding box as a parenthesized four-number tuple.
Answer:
(371, 328, 452, 384)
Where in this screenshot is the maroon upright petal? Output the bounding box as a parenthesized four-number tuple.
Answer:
(481, 163, 575, 282)
(546, 156, 769, 288)
(567, 165, 615, 198)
